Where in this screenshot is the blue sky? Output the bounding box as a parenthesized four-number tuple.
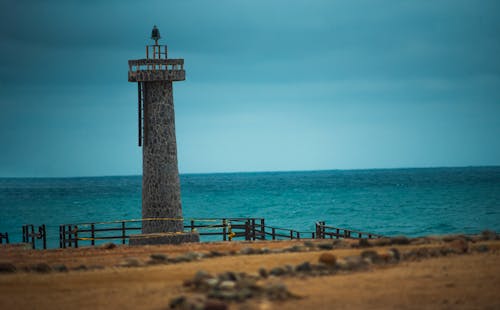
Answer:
(0, 0, 499, 177)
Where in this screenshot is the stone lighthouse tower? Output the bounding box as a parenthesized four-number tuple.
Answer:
(128, 26, 199, 245)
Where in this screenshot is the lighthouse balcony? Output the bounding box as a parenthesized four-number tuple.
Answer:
(128, 59, 185, 82)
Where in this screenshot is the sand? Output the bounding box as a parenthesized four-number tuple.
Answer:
(1, 239, 499, 309)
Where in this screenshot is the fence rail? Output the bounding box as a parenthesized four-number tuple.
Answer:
(315, 221, 384, 239)
(2, 218, 383, 249)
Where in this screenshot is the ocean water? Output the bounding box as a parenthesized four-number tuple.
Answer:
(0, 167, 499, 248)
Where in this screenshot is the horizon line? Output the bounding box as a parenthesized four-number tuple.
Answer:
(1, 165, 498, 179)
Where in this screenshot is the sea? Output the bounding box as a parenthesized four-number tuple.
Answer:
(1, 167, 499, 249)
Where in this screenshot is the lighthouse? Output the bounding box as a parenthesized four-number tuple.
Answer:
(128, 26, 199, 245)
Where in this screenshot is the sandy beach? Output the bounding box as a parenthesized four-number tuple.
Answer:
(1, 236, 499, 310)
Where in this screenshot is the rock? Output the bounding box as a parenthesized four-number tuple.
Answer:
(52, 264, 68, 272)
(204, 299, 228, 310)
(360, 250, 381, 264)
(240, 247, 255, 255)
(169, 295, 206, 310)
(332, 239, 350, 248)
(218, 271, 238, 282)
(285, 245, 305, 253)
(373, 238, 392, 247)
(87, 265, 105, 270)
(317, 242, 334, 250)
(209, 250, 225, 257)
(388, 248, 401, 262)
(0, 262, 16, 273)
(31, 263, 52, 273)
(258, 268, 268, 278)
(390, 236, 410, 245)
(269, 267, 286, 276)
(219, 280, 236, 290)
(295, 261, 313, 273)
(100, 242, 116, 250)
(358, 238, 371, 248)
(120, 257, 141, 267)
(448, 239, 469, 253)
(480, 230, 497, 241)
(318, 253, 337, 266)
(264, 283, 297, 300)
(259, 247, 270, 254)
(303, 241, 315, 248)
(442, 234, 466, 242)
(72, 264, 88, 271)
(473, 244, 489, 253)
(337, 256, 367, 271)
(410, 237, 429, 245)
(193, 270, 214, 287)
(150, 253, 168, 261)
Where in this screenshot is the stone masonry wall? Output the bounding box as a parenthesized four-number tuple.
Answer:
(142, 80, 183, 234)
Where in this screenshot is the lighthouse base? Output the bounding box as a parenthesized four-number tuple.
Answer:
(128, 231, 200, 246)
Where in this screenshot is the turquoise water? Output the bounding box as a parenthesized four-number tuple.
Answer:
(1, 167, 499, 248)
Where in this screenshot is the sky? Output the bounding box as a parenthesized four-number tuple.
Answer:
(0, 0, 499, 177)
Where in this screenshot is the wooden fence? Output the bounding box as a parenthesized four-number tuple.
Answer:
(1, 219, 384, 249)
(315, 221, 384, 239)
(22, 224, 47, 249)
(0, 232, 9, 244)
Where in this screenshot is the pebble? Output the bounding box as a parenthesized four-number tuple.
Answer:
(100, 242, 117, 250)
(0, 262, 16, 273)
(318, 253, 337, 266)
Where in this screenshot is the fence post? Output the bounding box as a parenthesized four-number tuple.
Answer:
(222, 219, 227, 241)
(122, 222, 126, 245)
(5, 233, 8, 244)
(260, 219, 265, 240)
(245, 221, 250, 241)
(74, 225, 79, 248)
(30, 225, 35, 249)
(297, 231, 300, 239)
(272, 227, 276, 240)
(61, 225, 66, 248)
(91, 224, 95, 246)
(41, 225, 47, 249)
(22, 225, 26, 243)
(290, 230, 293, 240)
(312, 231, 315, 239)
(251, 219, 256, 240)
(190, 220, 195, 232)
